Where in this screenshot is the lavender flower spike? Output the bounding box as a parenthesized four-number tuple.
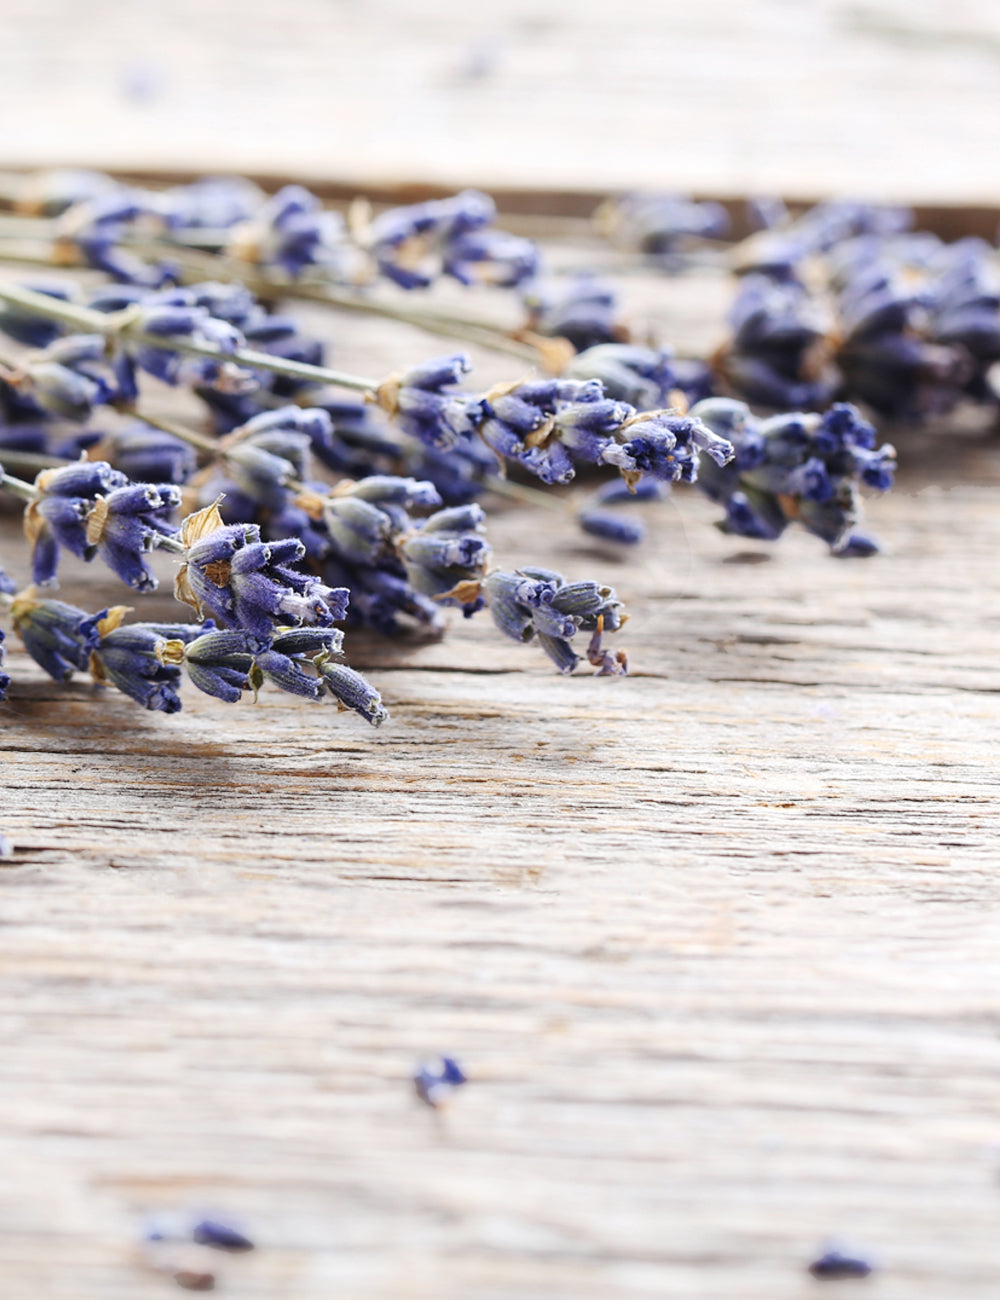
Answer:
(175, 501, 349, 639)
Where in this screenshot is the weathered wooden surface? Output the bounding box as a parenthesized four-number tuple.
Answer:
(5, 0, 1000, 205)
(4, 245, 1000, 1300)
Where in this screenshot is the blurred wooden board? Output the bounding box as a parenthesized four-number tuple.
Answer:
(3, 252, 1000, 1296)
(3, 0, 1000, 206)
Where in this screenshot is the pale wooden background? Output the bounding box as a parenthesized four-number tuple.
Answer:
(4, 3, 1000, 1297)
(1, 0, 1000, 203)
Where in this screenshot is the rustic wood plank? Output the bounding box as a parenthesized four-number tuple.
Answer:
(4, 0, 1000, 208)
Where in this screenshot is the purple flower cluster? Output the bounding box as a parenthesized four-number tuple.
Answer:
(24, 461, 180, 589)
(693, 397, 895, 553)
(599, 193, 730, 258)
(369, 190, 537, 290)
(482, 566, 627, 674)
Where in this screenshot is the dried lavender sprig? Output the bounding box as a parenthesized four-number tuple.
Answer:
(6, 591, 388, 723)
(0, 282, 376, 394)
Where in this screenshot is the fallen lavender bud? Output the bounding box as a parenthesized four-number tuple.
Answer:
(577, 477, 664, 546)
(0, 833, 12, 858)
(190, 1219, 254, 1253)
(808, 1248, 874, 1280)
(414, 1055, 467, 1107)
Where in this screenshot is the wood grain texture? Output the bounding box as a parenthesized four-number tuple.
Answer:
(4, 256, 1000, 1298)
(3, 0, 1000, 204)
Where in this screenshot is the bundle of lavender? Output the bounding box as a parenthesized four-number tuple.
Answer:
(0, 171, 899, 722)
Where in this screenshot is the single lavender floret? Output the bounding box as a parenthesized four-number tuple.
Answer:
(808, 1249, 874, 1280)
(413, 1055, 468, 1108)
(10, 592, 101, 680)
(0, 832, 11, 857)
(577, 477, 665, 546)
(315, 656, 388, 726)
(190, 1219, 255, 1253)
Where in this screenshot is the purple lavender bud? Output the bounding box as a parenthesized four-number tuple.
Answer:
(443, 228, 539, 288)
(0, 280, 76, 347)
(220, 441, 301, 513)
(378, 354, 478, 450)
(566, 344, 679, 408)
(87, 617, 196, 712)
(371, 190, 496, 289)
(228, 185, 348, 278)
(323, 497, 393, 565)
(522, 275, 621, 352)
(161, 175, 265, 230)
(413, 1055, 468, 1108)
(179, 628, 253, 702)
(834, 531, 881, 558)
(602, 193, 730, 255)
(808, 1249, 874, 1280)
(316, 659, 388, 726)
(190, 1219, 255, 1253)
(84, 482, 181, 591)
(397, 503, 489, 612)
(11, 595, 99, 681)
(482, 568, 624, 673)
(719, 488, 787, 541)
(107, 421, 198, 485)
(577, 508, 645, 545)
(346, 476, 442, 511)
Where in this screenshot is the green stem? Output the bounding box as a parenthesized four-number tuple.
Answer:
(0, 282, 380, 395)
(0, 469, 38, 501)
